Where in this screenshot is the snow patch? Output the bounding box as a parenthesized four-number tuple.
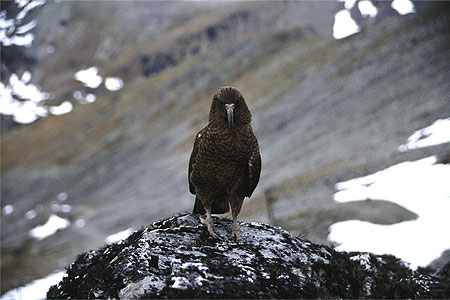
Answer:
(16, 20, 37, 34)
(180, 262, 208, 272)
(171, 276, 189, 290)
(333, 10, 360, 39)
(358, 0, 378, 18)
(105, 77, 124, 91)
(49, 101, 73, 115)
(399, 118, 450, 152)
(105, 228, 134, 244)
(29, 214, 70, 240)
(391, 0, 415, 15)
(16, 0, 46, 20)
(337, 0, 357, 10)
(0, 270, 66, 300)
(0, 73, 49, 124)
(75, 67, 103, 89)
(329, 156, 450, 267)
(0, 31, 34, 47)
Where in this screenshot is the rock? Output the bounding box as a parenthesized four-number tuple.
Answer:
(47, 214, 450, 299)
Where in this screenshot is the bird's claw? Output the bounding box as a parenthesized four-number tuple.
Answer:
(231, 231, 240, 243)
(208, 227, 219, 239)
(199, 215, 219, 239)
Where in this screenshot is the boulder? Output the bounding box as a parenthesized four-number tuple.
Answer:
(48, 214, 450, 299)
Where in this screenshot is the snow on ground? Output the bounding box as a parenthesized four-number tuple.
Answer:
(391, 0, 415, 15)
(333, 0, 415, 40)
(358, 0, 378, 18)
(29, 214, 70, 240)
(74, 67, 103, 89)
(105, 77, 124, 91)
(399, 118, 450, 152)
(329, 156, 450, 268)
(0, 271, 66, 300)
(48, 101, 73, 115)
(330, 117, 450, 268)
(105, 228, 134, 244)
(333, 10, 360, 39)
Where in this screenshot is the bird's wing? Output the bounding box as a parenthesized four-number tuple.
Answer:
(188, 127, 207, 194)
(246, 148, 261, 197)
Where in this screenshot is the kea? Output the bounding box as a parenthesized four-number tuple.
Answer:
(188, 86, 261, 242)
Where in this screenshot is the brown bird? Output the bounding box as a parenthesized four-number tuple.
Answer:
(188, 86, 261, 242)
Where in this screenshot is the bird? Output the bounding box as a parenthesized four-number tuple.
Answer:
(188, 86, 261, 242)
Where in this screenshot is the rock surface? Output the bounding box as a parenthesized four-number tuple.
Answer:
(47, 214, 450, 299)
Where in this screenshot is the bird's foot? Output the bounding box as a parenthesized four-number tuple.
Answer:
(207, 225, 219, 239)
(199, 215, 219, 239)
(199, 215, 208, 225)
(231, 221, 240, 243)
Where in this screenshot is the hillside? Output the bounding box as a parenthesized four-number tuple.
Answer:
(1, 1, 450, 293)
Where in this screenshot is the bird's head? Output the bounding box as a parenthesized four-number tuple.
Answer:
(209, 86, 251, 130)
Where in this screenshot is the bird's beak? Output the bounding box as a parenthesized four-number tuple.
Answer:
(225, 104, 234, 130)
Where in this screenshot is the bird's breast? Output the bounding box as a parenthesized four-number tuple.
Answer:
(191, 128, 254, 189)
(207, 130, 252, 159)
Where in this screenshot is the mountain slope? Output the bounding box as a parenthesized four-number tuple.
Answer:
(1, 1, 449, 293)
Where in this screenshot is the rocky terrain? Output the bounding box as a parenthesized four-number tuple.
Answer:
(47, 214, 450, 299)
(1, 0, 450, 294)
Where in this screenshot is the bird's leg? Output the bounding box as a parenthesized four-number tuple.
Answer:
(231, 215, 240, 242)
(200, 207, 218, 239)
(198, 194, 218, 239)
(229, 196, 244, 242)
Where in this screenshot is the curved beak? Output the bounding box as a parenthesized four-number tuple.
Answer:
(225, 104, 234, 130)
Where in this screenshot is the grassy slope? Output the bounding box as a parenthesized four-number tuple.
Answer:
(1, 1, 450, 292)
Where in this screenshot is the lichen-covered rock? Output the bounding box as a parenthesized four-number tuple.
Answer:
(47, 214, 450, 299)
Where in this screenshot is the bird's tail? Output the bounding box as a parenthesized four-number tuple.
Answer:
(192, 192, 230, 215)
